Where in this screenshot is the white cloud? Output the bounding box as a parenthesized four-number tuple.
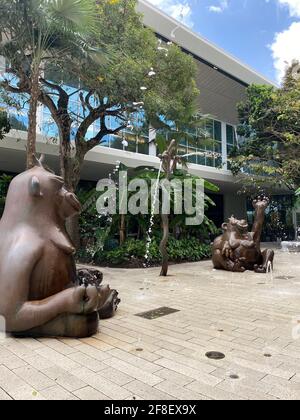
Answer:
(270, 21, 300, 83)
(148, 0, 193, 26)
(209, 5, 222, 12)
(277, 0, 300, 17)
(208, 0, 228, 13)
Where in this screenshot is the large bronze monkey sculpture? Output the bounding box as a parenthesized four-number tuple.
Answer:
(212, 197, 274, 273)
(0, 157, 119, 337)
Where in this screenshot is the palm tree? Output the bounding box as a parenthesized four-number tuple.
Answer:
(0, 0, 97, 168)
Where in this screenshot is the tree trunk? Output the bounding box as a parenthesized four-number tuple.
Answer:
(58, 132, 83, 250)
(120, 214, 126, 245)
(66, 214, 81, 250)
(26, 65, 40, 169)
(160, 213, 169, 276)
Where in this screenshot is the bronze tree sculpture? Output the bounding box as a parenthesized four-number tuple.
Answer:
(212, 197, 274, 273)
(0, 157, 119, 337)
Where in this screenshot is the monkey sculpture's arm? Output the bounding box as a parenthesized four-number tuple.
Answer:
(252, 198, 269, 244)
(0, 242, 94, 332)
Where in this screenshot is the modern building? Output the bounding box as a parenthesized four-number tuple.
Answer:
(0, 0, 297, 235)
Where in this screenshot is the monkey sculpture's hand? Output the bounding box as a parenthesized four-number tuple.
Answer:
(222, 241, 233, 259)
(66, 286, 99, 315)
(252, 196, 269, 210)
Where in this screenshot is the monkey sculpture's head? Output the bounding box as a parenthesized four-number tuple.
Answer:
(222, 216, 249, 236)
(2, 156, 81, 227)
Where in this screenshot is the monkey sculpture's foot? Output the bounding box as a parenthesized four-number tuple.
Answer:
(254, 264, 267, 274)
(98, 290, 121, 319)
(77, 268, 120, 319)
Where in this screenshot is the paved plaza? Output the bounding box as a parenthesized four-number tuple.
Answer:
(1, 247, 300, 400)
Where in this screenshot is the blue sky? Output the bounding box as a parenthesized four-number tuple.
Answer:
(148, 0, 300, 84)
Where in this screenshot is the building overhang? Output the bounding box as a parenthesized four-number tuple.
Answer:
(137, 0, 276, 88)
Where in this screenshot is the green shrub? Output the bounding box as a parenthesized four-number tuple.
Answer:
(93, 237, 212, 267)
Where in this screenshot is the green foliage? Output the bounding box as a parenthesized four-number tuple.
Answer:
(231, 62, 300, 193)
(0, 110, 10, 140)
(92, 238, 212, 267)
(0, 173, 12, 216)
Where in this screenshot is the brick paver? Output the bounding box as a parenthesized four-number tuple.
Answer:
(1, 248, 300, 400)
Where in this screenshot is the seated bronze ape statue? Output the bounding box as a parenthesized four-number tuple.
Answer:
(0, 157, 119, 338)
(212, 197, 274, 273)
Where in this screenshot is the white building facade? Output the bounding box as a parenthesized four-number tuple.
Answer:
(0, 0, 284, 228)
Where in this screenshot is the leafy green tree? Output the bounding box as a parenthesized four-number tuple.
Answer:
(0, 0, 198, 245)
(230, 62, 300, 193)
(0, 109, 10, 140)
(0, 0, 97, 168)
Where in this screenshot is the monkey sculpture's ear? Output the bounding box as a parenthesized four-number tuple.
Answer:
(222, 223, 228, 231)
(29, 176, 42, 197)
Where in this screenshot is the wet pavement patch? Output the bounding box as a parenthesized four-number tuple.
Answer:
(135, 307, 180, 320)
(205, 351, 225, 360)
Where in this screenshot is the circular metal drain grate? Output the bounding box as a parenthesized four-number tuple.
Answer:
(205, 351, 225, 360)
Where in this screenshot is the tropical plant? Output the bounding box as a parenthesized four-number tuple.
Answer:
(93, 238, 212, 267)
(230, 61, 300, 194)
(131, 137, 219, 276)
(0, 0, 98, 168)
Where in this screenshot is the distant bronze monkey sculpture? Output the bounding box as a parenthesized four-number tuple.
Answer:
(0, 156, 119, 337)
(212, 197, 274, 273)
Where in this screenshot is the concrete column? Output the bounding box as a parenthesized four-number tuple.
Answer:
(221, 121, 227, 170)
(149, 125, 157, 156)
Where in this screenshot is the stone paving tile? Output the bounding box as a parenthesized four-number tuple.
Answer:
(103, 357, 163, 386)
(67, 351, 107, 372)
(35, 347, 81, 371)
(124, 380, 172, 400)
(155, 358, 221, 386)
(37, 338, 78, 356)
(1, 250, 300, 400)
(98, 367, 135, 386)
(186, 380, 245, 400)
(73, 386, 111, 400)
(218, 380, 279, 400)
(0, 387, 12, 400)
(108, 348, 162, 373)
(40, 385, 79, 400)
(155, 380, 211, 400)
(155, 367, 194, 387)
(154, 349, 216, 374)
(82, 373, 133, 399)
(0, 365, 44, 400)
(13, 366, 55, 391)
(23, 354, 57, 371)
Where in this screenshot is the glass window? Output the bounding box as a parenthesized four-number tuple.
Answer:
(214, 142, 222, 154)
(137, 138, 149, 155)
(226, 124, 236, 145)
(214, 120, 222, 142)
